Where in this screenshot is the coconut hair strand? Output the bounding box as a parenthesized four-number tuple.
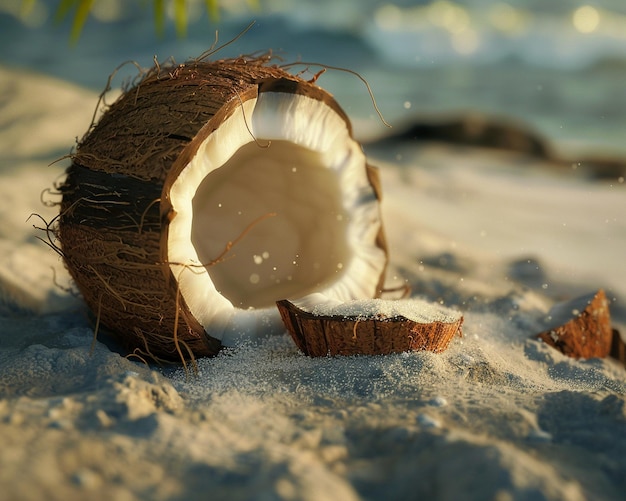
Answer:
(281, 61, 392, 128)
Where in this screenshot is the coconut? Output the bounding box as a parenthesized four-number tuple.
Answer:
(56, 55, 388, 362)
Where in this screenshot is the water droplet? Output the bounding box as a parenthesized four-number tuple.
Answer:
(527, 428, 552, 443)
(403, 101, 412, 109)
(262, 251, 270, 259)
(429, 396, 447, 407)
(249, 273, 260, 284)
(416, 413, 440, 429)
(337, 263, 343, 269)
(253, 255, 263, 265)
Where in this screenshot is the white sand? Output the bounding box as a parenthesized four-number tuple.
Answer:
(298, 295, 463, 324)
(1, 67, 625, 501)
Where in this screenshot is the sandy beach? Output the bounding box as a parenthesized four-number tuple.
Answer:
(0, 59, 625, 501)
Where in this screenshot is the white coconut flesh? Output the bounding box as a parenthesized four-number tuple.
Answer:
(167, 91, 386, 346)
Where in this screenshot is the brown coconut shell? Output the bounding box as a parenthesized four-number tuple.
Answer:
(57, 55, 387, 362)
(610, 329, 626, 368)
(276, 299, 463, 357)
(536, 289, 613, 359)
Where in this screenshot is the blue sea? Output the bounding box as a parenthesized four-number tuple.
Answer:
(1, 0, 626, 154)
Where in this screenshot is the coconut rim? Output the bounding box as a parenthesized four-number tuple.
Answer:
(161, 78, 387, 346)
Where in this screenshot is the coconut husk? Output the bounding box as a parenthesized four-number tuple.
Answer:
(536, 289, 613, 360)
(55, 55, 387, 362)
(276, 299, 463, 357)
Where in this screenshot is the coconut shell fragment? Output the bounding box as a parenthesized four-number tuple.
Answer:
(276, 298, 463, 357)
(610, 329, 626, 368)
(536, 289, 613, 360)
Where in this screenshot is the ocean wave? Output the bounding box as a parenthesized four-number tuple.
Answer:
(361, 1, 626, 70)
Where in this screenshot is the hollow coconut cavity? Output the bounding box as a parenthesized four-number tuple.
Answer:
(57, 57, 387, 361)
(166, 85, 387, 346)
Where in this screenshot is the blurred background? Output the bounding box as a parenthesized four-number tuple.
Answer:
(1, 0, 626, 154)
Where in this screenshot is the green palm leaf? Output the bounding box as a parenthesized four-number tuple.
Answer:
(205, 0, 219, 21)
(173, 0, 187, 37)
(154, 0, 165, 36)
(20, 0, 37, 17)
(24, 0, 259, 41)
(70, 0, 94, 43)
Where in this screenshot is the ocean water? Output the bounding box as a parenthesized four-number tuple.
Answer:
(1, 0, 626, 153)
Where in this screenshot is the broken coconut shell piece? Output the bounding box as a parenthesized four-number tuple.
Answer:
(277, 295, 463, 357)
(610, 329, 626, 368)
(536, 289, 613, 360)
(56, 56, 387, 362)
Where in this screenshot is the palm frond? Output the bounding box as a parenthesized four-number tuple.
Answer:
(21, 0, 258, 40)
(205, 0, 219, 21)
(173, 0, 187, 37)
(70, 0, 94, 43)
(53, 0, 77, 23)
(154, 0, 165, 36)
(20, 0, 37, 17)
